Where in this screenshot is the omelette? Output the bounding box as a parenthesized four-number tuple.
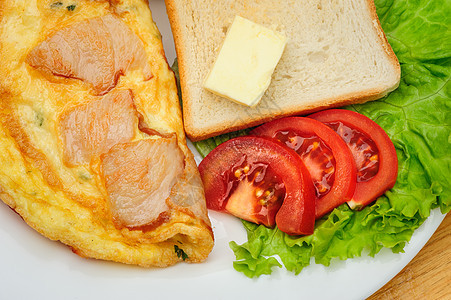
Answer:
(0, 0, 214, 267)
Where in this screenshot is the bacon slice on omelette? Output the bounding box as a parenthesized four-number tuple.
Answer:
(101, 137, 185, 228)
(26, 14, 152, 95)
(59, 90, 139, 166)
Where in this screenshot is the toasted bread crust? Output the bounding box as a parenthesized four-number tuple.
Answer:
(366, 0, 401, 85)
(164, 0, 194, 136)
(186, 86, 397, 141)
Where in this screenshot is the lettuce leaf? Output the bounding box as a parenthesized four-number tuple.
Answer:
(184, 0, 451, 278)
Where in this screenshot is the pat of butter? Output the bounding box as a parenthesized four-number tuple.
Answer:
(203, 16, 287, 107)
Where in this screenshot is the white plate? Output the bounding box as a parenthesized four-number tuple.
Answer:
(0, 1, 447, 299)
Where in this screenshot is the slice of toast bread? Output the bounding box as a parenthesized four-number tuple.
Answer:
(165, 0, 400, 141)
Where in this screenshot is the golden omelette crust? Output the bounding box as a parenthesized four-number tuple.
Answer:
(0, 0, 213, 267)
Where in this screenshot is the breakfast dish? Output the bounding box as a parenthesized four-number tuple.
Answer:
(0, 163, 447, 299)
(0, 0, 213, 267)
(165, 0, 401, 141)
(0, 0, 448, 298)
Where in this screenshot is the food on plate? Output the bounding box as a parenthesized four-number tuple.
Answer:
(203, 15, 287, 107)
(308, 109, 398, 209)
(0, 0, 213, 267)
(198, 136, 316, 235)
(197, 110, 400, 238)
(198, 112, 395, 234)
(164, 0, 400, 141)
(26, 14, 153, 96)
(190, 0, 449, 278)
(250, 117, 357, 218)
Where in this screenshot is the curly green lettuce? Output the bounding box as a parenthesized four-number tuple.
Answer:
(186, 0, 451, 278)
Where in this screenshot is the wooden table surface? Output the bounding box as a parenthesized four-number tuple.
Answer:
(368, 213, 451, 300)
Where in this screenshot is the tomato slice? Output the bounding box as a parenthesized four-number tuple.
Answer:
(198, 136, 316, 235)
(308, 109, 398, 209)
(250, 117, 356, 219)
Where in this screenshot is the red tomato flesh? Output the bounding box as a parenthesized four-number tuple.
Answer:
(272, 131, 336, 198)
(198, 136, 316, 235)
(309, 109, 398, 209)
(251, 117, 356, 219)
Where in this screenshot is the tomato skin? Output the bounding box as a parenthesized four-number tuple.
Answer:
(308, 109, 398, 209)
(250, 117, 357, 219)
(198, 136, 316, 235)
(274, 158, 315, 235)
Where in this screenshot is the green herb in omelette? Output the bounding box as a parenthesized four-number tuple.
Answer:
(50, 2, 63, 8)
(66, 4, 76, 11)
(174, 245, 189, 261)
(78, 173, 91, 181)
(35, 111, 44, 127)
